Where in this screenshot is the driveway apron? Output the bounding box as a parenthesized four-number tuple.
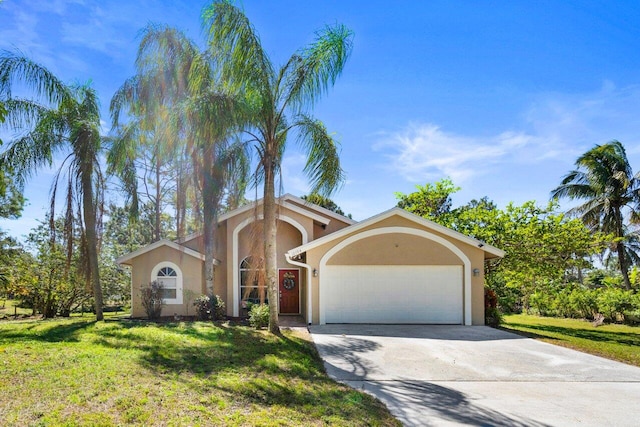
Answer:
(310, 325, 640, 426)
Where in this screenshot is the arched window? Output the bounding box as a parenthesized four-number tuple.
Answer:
(151, 262, 183, 304)
(240, 256, 267, 306)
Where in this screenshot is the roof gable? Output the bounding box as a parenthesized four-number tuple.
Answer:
(116, 239, 219, 265)
(177, 193, 355, 244)
(287, 207, 505, 259)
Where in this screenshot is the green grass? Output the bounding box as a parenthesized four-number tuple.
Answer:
(501, 314, 640, 367)
(0, 299, 33, 319)
(0, 318, 399, 426)
(0, 299, 131, 320)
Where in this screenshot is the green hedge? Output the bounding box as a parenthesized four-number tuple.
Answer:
(528, 286, 640, 323)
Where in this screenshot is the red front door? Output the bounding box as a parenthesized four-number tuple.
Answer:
(279, 269, 300, 314)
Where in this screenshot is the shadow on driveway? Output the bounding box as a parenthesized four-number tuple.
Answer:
(350, 380, 549, 427)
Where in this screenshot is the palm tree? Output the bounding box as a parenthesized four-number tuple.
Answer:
(205, 1, 353, 333)
(110, 24, 248, 296)
(0, 51, 106, 319)
(551, 140, 640, 289)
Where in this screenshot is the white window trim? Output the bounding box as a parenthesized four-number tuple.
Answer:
(151, 261, 183, 305)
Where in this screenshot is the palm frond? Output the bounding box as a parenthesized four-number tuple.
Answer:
(285, 24, 353, 110)
(295, 114, 345, 196)
(0, 50, 69, 104)
(204, 1, 273, 92)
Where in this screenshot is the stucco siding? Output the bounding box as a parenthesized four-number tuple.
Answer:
(327, 233, 461, 265)
(129, 245, 203, 318)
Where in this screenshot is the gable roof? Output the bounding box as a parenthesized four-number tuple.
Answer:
(287, 207, 505, 260)
(116, 239, 219, 265)
(177, 193, 356, 243)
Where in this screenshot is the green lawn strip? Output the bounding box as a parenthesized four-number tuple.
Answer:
(501, 314, 640, 367)
(0, 318, 399, 426)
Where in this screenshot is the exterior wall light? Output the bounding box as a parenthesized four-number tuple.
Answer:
(313, 268, 318, 277)
(473, 268, 480, 277)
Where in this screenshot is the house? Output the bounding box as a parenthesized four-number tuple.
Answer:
(117, 194, 504, 325)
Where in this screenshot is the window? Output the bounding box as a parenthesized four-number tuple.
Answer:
(151, 262, 183, 304)
(240, 256, 267, 306)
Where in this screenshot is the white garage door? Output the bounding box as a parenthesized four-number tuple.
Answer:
(323, 265, 463, 324)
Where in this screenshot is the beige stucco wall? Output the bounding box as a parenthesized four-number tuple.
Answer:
(124, 200, 343, 320)
(286, 199, 353, 240)
(129, 245, 204, 318)
(304, 215, 487, 325)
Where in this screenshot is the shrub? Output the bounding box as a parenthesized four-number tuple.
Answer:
(568, 288, 598, 319)
(484, 287, 502, 326)
(140, 281, 164, 320)
(193, 295, 226, 321)
(528, 291, 555, 317)
(597, 288, 634, 322)
(249, 304, 269, 329)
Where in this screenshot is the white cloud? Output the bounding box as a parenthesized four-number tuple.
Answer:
(375, 123, 534, 183)
(376, 82, 640, 184)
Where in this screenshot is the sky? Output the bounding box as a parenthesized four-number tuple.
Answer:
(1, 0, 640, 241)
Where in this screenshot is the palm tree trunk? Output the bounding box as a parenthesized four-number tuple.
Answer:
(201, 154, 221, 298)
(263, 162, 280, 334)
(615, 210, 632, 290)
(81, 168, 103, 321)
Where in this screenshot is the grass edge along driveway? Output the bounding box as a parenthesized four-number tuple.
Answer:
(501, 314, 640, 367)
(0, 318, 400, 426)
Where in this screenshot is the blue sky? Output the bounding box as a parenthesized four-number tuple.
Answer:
(1, 0, 640, 240)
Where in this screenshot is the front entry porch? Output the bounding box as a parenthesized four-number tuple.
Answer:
(278, 315, 307, 327)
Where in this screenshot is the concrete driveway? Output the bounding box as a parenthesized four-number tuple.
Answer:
(309, 325, 640, 426)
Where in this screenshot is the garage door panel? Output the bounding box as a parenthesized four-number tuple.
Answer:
(324, 265, 462, 324)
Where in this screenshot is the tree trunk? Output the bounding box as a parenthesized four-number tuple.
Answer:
(263, 162, 280, 334)
(82, 167, 103, 321)
(617, 240, 631, 290)
(154, 154, 161, 242)
(615, 210, 632, 290)
(175, 158, 187, 241)
(201, 152, 221, 298)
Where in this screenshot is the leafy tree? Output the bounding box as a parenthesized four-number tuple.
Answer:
(0, 169, 24, 218)
(395, 178, 460, 222)
(301, 193, 351, 218)
(207, 1, 353, 333)
(21, 218, 92, 318)
(0, 85, 25, 219)
(99, 203, 153, 307)
(0, 230, 23, 305)
(0, 51, 106, 319)
(397, 180, 607, 311)
(496, 202, 607, 305)
(551, 140, 640, 289)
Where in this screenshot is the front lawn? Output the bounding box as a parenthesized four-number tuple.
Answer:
(0, 318, 399, 426)
(501, 314, 640, 367)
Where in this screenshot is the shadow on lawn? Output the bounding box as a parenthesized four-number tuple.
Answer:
(503, 323, 640, 347)
(0, 318, 96, 343)
(93, 321, 323, 379)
